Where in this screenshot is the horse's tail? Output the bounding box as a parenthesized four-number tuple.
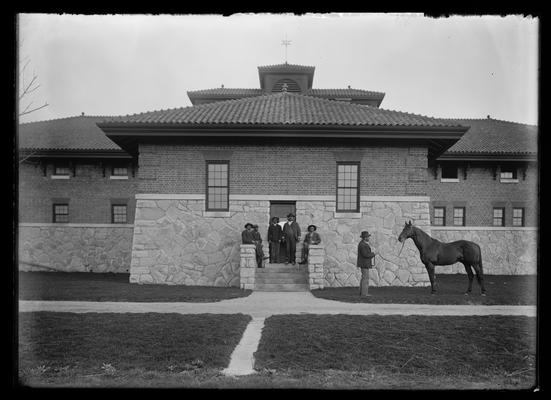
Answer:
(475, 243, 484, 274)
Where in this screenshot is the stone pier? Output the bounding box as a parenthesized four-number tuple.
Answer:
(307, 244, 325, 290)
(240, 244, 257, 290)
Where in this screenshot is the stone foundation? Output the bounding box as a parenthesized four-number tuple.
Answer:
(18, 223, 133, 273)
(295, 199, 431, 287)
(130, 195, 431, 287)
(431, 227, 537, 275)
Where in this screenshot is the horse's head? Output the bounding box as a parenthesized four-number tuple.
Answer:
(398, 221, 414, 243)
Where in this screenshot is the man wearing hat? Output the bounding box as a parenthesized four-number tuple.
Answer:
(357, 230, 376, 297)
(282, 213, 301, 265)
(241, 223, 255, 245)
(252, 224, 266, 268)
(299, 225, 321, 265)
(267, 217, 283, 263)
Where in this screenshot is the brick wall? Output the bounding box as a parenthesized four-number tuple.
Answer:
(427, 162, 538, 227)
(18, 161, 138, 223)
(138, 143, 428, 196)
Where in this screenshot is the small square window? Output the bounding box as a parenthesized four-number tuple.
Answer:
(441, 165, 458, 179)
(112, 204, 127, 223)
(433, 207, 446, 226)
(53, 203, 69, 223)
(54, 165, 70, 175)
(513, 208, 525, 227)
(453, 207, 465, 226)
(500, 166, 518, 182)
(493, 208, 505, 226)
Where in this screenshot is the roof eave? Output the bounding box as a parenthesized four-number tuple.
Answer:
(98, 123, 467, 157)
(438, 152, 538, 162)
(18, 148, 133, 159)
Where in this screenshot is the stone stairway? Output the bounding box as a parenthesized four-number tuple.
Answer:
(254, 263, 309, 292)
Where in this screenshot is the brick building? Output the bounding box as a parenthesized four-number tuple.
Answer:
(18, 63, 538, 283)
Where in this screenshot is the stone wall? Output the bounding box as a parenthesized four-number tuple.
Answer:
(295, 199, 431, 287)
(129, 197, 270, 286)
(431, 227, 538, 275)
(129, 195, 431, 287)
(18, 223, 133, 273)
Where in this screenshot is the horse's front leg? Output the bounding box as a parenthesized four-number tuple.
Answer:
(424, 262, 436, 294)
(463, 263, 474, 295)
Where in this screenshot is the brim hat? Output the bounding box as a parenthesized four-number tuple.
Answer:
(252, 224, 259, 228)
(271, 217, 280, 222)
(245, 223, 253, 228)
(307, 225, 317, 231)
(360, 231, 371, 238)
(287, 213, 295, 218)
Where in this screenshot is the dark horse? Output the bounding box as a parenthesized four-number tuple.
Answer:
(398, 221, 486, 295)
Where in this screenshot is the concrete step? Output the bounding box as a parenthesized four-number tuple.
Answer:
(258, 266, 308, 273)
(255, 275, 308, 284)
(254, 283, 310, 292)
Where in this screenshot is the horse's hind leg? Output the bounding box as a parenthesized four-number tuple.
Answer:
(472, 263, 487, 296)
(425, 262, 437, 294)
(463, 263, 474, 295)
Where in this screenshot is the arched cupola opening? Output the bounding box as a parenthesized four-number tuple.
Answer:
(271, 78, 301, 93)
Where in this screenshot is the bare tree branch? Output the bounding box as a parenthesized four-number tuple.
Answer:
(19, 102, 49, 116)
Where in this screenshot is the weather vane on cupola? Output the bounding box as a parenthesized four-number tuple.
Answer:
(281, 34, 291, 64)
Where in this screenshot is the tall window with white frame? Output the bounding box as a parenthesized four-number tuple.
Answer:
(53, 203, 69, 223)
(493, 207, 505, 226)
(206, 161, 229, 211)
(336, 162, 360, 213)
(512, 208, 525, 227)
(112, 204, 127, 223)
(433, 207, 446, 226)
(453, 207, 465, 226)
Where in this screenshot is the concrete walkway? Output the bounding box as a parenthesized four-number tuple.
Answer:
(18, 291, 537, 318)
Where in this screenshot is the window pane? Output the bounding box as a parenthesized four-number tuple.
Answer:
(55, 166, 69, 175)
(113, 167, 128, 176)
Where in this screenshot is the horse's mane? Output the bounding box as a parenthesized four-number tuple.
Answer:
(412, 225, 441, 246)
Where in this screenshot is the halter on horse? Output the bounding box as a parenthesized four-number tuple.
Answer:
(397, 221, 486, 295)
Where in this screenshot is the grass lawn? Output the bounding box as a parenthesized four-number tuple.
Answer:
(254, 314, 538, 390)
(18, 272, 252, 302)
(18, 312, 251, 387)
(312, 274, 537, 305)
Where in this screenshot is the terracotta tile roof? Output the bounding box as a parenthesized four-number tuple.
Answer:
(187, 87, 385, 101)
(308, 88, 385, 98)
(443, 118, 538, 155)
(187, 88, 262, 98)
(104, 92, 462, 128)
(257, 63, 315, 73)
(18, 115, 123, 151)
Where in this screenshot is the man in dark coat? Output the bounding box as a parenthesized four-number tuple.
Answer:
(267, 217, 283, 263)
(282, 213, 301, 265)
(357, 230, 376, 297)
(242, 223, 255, 244)
(252, 224, 266, 268)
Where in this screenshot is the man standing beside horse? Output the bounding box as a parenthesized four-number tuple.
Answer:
(357, 230, 376, 297)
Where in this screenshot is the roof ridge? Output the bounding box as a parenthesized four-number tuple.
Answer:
(441, 117, 538, 126)
(19, 114, 118, 125)
(258, 63, 315, 69)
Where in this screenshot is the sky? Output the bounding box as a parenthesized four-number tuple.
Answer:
(17, 13, 539, 125)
